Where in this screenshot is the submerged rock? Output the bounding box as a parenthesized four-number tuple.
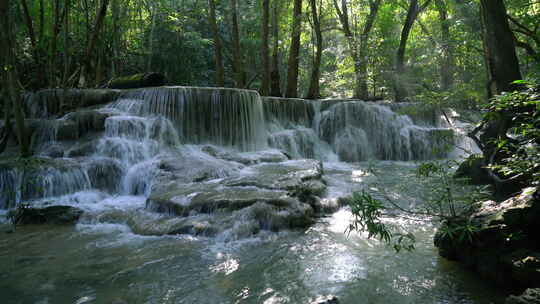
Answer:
(11, 205, 83, 225)
(309, 295, 339, 304)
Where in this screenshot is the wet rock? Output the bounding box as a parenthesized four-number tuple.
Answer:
(66, 141, 98, 157)
(84, 157, 124, 193)
(152, 151, 243, 188)
(11, 205, 83, 225)
(454, 154, 491, 185)
(147, 183, 292, 216)
(0, 157, 91, 209)
(126, 212, 218, 237)
(63, 109, 115, 134)
(224, 160, 324, 191)
(202, 145, 289, 165)
(309, 295, 339, 304)
(506, 288, 540, 304)
(435, 187, 540, 288)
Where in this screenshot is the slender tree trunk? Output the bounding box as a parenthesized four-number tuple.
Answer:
(111, 0, 119, 77)
(305, 0, 322, 99)
(270, 0, 282, 97)
(435, 0, 454, 91)
(147, 3, 157, 71)
(79, 0, 111, 87)
(356, 0, 381, 99)
(285, 0, 302, 98)
(261, 0, 271, 96)
(208, 0, 225, 86)
(230, 0, 245, 88)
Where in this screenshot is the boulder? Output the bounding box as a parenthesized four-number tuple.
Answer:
(10, 205, 83, 225)
(454, 154, 491, 185)
(506, 289, 540, 304)
(202, 145, 290, 165)
(435, 187, 540, 289)
(224, 160, 324, 191)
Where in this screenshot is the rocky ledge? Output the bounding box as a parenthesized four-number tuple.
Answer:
(435, 187, 540, 295)
(144, 149, 328, 239)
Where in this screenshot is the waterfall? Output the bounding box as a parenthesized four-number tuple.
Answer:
(266, 98, 455, 161)
(109, 87, 267, 151)
(1, 86, 458, 211)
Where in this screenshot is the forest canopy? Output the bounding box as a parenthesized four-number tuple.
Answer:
(1, 0, 538, 103)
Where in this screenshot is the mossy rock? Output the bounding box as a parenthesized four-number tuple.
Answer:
(107, 72, 165, 89)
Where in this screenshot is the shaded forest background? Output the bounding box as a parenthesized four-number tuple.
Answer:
(2, 0, 539, 104)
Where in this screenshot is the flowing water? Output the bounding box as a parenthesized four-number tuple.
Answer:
(0, 87, 499, 303)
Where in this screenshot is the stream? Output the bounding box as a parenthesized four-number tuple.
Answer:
(0, 87, 501, 303)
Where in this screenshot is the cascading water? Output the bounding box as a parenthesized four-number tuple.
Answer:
(0, 87, 497, 304)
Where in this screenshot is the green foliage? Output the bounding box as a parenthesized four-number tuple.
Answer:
(437, 218, 478, 244)
(486, 80, 540, 185)
(346, 191, 416, 253)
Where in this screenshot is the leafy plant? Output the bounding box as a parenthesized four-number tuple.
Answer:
(345, 160, 490, 252)
(485, 80, 540, 186)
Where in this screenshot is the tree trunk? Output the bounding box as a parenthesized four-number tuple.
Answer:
(79, 0, 111, 87)
(394, 0, 432, 101)
(270, 0, 282, 97)
(478, 0, 522, 148)
(333, 0, 381, 99)
(260, 0, 271, 96)
(208, 0, 225, 87)
(305, 0, 322, 99)
(480, 0, 522, 96)
(147, 3, 157, 71)
(435, 0, 454, 91)
(0, 0, 31, 157)
(230, 0, 246, 88)
(356, 0, 381, 99)
(467, 0, 523, 195)
(285, 0, 302, 98)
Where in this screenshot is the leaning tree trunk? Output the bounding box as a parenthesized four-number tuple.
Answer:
(208, 0, 225, 86)
(305, 0, 322, 99)
(270, 0, 282, 97)
(394, 0, 432, 102)
(285, 0, 302, 98)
